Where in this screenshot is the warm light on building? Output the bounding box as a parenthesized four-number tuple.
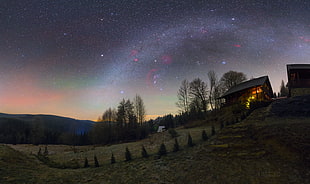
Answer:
(219, 76, 273, 109)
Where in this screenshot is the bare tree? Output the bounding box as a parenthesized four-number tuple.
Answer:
(189, 78, 208, 113)
(207, 70, 217, 110)
(134, 94, 146, 124)
(213, 83, 225, 109)
(176, 79, 190, 114)
(102, 108, 117, 124)
(220, 71, 247, 91)
(189, 96, 202, 113)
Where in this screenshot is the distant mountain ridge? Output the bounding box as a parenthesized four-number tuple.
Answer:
(0, 113, 94, 134)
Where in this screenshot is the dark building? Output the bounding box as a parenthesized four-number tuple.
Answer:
(287, 64, 310, 97)
(220, 76, 273, 109)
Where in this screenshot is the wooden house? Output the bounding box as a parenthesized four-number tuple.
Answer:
(220, 76, 273, 108)
(287, 64, 310, 97)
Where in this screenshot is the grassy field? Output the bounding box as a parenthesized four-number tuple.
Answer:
(1, 99, 310, 183)
(8, 125, 215, 167)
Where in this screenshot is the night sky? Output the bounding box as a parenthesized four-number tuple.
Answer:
(0, 0, 309, 120)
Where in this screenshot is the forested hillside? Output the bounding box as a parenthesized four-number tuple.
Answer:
(0, 113, 93, 145)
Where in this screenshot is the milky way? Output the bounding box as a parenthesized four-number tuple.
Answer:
(0, 0, 309, 120)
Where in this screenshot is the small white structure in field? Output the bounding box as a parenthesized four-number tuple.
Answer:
(157, 126, 166, 133)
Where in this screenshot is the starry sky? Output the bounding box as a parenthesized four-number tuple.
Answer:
(0, 0, 309, 120)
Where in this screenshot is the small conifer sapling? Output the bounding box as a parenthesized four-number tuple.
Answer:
(125, 147, 132, 161)
(44, 146, 48, 156)
(94, 155, 100, 167)
(37, 147, 42, 156)
(173, 138, 179, 152)
(84, 157, 89, 168)
(202, 130, 208, 141)
(158, 143, 167, 158)
(141, 145, 149, 158)
(187, 133, 194, 147)
(111, 153, 116, 164)
(211, 125, 216, 136)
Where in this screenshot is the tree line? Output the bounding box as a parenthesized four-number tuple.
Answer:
(0, 94, 152, 145)
(176, 70, 247, 118)
(176, 70, 290, 119)
(91, 94, 151, 145)
(0, 117, 93, 145)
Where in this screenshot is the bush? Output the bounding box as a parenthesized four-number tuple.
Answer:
(187, 133, 194, 147)
(111, 153, 116, 164)
(173, 138, 179, 152)
(232, 103, 246, 114)
(158, 143, 167, 158)
(64, 159, 80, 169)
(168, 128, 178, 138)
(84, 157, 89, 168)
(202, 130, 208, 141)
(94, 155, 100, 167)
(211, 125, 216, 136)
(241, 112, 247, 120)
(141, 145, 149, 158)
(125, 147, 132, 161)
(220, 122, 224, 129)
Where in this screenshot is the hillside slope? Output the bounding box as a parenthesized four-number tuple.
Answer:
(1, 96, 310, 183)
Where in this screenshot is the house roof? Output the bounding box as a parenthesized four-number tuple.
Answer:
(220, 76, 270, 98)
(287, 64, 310, 71)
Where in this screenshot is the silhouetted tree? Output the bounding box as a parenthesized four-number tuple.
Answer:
(43, 146, 48, 156)
(111, 153, 116, 164)
(31, 120, 44, 145)
(202, 130, 208, 141)
(211, 125, 216, 136)
(134, 94, 146, 124)
(159, 114, 174, 129)
(176, 79, 191, 114)
(280, 80, 289, 97)
(94, 155, 99, 167)
(84, 157, 89, 168)
(117, 99, 127, 126)
(158, 143, 167, 158)
(102, 107, 117, 124)
(220, 71, 247, 91)
(187, 133, 194, 147)
(189, 78, 208, 113)
(37, 147, 42, 156)
(141, 145, 149, 158)
(173, 138, 180, 152)
(125, 147, 132, 161)
(208, 70, 218, 110)
(214, 82, 225, 109)
(189, 96, 203, 118)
